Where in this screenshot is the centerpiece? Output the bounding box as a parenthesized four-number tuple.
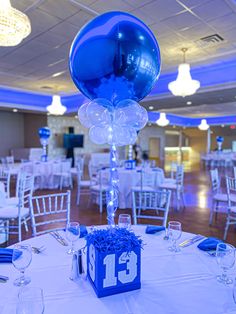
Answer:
(86, 228, 142, 297)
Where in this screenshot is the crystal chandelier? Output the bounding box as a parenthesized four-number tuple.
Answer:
(156, 112, 169, 127)
(47, 95, 67, 115)
(0, 0, 31, 47)
(198, 119, 209, 131)
(168, 48, 200, 97)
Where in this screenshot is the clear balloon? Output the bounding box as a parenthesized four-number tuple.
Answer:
(105, 125, 137, 146)
(115, 100, 148, 130)
(78, 103, 92, 128)
(69, 11, 161, 106)
(89, 126, 107, 145)
(86, 99, 112, 126)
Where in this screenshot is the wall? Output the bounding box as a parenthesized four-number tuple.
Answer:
(47, 116, 111, 159)
(138, 125, 165, 162)
(182, 128, 207, 164)
(0, 111, 24, 156)
(24, 113, 47, 148)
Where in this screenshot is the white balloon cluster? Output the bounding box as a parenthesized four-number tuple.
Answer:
(78, 98, 148, 146)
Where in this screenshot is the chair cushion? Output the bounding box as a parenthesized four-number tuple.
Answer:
(5, 197, 18, 206)
(213, 193, 227, 202)
(131, 186, 155, 192)
(0, 206, 29, 219)
(90, 185, 109, 192)
(163, 178, 176, 184)
(80, 180, 92, 187)
(159, 183, 177, 190)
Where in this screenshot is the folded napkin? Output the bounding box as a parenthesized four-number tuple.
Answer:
(0, 248, 22, 263)
(145, 225, 165, 234)
(197, 237, 224, 251)
(65, 225, 88, 238)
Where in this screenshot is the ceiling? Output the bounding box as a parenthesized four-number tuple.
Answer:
(1, 0, 236, 116)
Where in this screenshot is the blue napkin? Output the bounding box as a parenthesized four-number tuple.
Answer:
(145, 225, 165, 234)
(0, 248, 22, 263)
(65, 225, 88, 238)
(197, 237, 224, 251)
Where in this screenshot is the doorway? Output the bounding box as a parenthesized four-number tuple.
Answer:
(149, 137, 160, 166)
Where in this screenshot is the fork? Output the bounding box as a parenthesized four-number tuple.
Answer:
(32, 246, 46, 254)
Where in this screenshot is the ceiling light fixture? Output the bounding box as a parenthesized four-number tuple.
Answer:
(0, 0, 31, 47)
(198, 119, 209, 131)
(156, 112, 169, 127)
(46, 95, 66, 115)
(12, 108, 18, 112)
(149, 106, 154, 110)
(52, 71, 66, 78)
(168, 48, 200, 97)
(186, 101, 192, 105)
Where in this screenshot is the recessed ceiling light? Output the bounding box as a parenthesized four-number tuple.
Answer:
(186, 101, 192, 105)
(74, 115, 78, 119)
(13, 108, 18, 112)
(52, 71, 66, 78)
(221, 124, 225, 128)
(47, 113, 50, 116)
(149, 106, 154, 110)
(148, 122, 152, 126)
(48, 59, 65, 67)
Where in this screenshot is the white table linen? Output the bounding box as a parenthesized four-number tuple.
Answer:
(1, 225, 236, 314)
(102, 168, 164, 209)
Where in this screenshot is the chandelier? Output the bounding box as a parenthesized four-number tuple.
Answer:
(168, 48, 200, 97)
(47, 95, 67, 115)
(198, 119, 209, 131)
(156, 112, 169, 127)
(0, 0, 31, 47)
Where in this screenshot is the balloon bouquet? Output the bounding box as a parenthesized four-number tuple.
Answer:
(38, 127, 51, 162)
(216, 136, 224, 151)
(69, 11, 161, 226)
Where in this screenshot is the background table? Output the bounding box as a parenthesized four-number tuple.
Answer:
(102, 168, 164, 209)
(1, 225, 236, 314)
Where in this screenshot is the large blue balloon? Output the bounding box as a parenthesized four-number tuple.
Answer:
(69, 11, 161, 106)
(38, 127, 51, 139)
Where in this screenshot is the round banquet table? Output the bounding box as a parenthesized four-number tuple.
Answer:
(102, 168, 164, 209)
(1, 225, 236, 314)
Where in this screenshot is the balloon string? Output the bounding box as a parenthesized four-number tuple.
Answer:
(106, 144, 119, 227)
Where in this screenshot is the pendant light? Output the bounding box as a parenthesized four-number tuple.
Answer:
(168, 48, 200, 97)
(47, 95, 67, 115)
(198, 119, 209, 131)
(0, 0, 31, 47)
(156, 112, 169, 127)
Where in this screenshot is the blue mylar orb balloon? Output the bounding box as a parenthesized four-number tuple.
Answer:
(69, 11, 161, 106)
(38, 127, 51, 139)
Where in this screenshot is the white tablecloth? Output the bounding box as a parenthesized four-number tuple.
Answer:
(102, 168, 164, 209)
(1, 225, 235, 314)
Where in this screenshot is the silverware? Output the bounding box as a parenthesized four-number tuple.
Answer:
(179, 235, 205, 248)
(50, 232, 68, 246)
(0, 275, 9, 283)
(54, 231, 68, 246)
(32, 246, 46, 254)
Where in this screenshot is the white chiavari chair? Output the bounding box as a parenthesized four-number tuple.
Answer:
(159, 165, 185, 210)
(90, 169, 109, 213)
(131, 169, 157, 193)
(132, 189, 171, 226)
(0, 173, 34, 242)
(224, 176, 236, 240)
(208, 168, 231, 225)
(30, 191, 71, 237)
(53, 159, 73, 190)
(0, 167, 10, 198)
